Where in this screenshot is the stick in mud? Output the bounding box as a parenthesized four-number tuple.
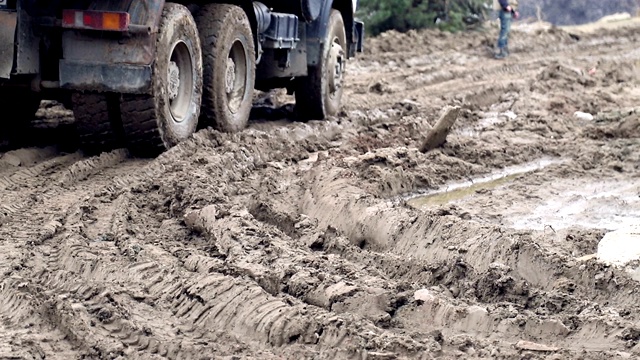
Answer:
(419, 105, 461, 153)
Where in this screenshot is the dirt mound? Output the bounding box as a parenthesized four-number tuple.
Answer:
(583, 108, 640, 140)
(365, 28, 492, 55)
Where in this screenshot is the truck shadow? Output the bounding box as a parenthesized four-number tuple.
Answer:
(0, 124, 79, 154)
(0, 101, 79, 153)
(249, 103, 298, 123)
(1, 101, 303, 155)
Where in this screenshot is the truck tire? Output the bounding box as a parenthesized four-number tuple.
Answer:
(2, 90, 41, 147)
(295, 9, 346, 121)
(71, 92, 123, 155)
(195, 4, 255, 133)
(120, 2, 203, 156)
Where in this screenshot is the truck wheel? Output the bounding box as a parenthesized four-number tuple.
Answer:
(2, 90, 41, 147)
(195, 4, 255, 133)
(295, 9, 346, 121)
(71, 92, 123, 155)
(120, 2, 202, 156)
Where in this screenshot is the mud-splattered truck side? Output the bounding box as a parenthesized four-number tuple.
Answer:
(0, 0, 363, 155)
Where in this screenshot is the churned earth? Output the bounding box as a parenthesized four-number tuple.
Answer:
(1, 17, 639, 360)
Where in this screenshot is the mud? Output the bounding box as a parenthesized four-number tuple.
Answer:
(1, 20, 640, 359)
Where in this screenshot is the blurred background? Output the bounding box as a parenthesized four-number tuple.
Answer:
(357, 0, 640, 36)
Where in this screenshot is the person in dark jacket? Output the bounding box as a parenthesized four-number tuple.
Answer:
(493, 0, 519, 59)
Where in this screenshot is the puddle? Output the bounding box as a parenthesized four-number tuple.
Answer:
(510, 180, 640, 231)
(406, 157, 640, 232)
(406, 158, 564, 208)
(597, 226, 640, 266)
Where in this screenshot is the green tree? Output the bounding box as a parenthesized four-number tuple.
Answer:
(358, 0, 490, 36)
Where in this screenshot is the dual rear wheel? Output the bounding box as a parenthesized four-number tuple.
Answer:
(118, 2, 203, 156)
(70, 3, 346, 157)
(72, 2, 204, 157)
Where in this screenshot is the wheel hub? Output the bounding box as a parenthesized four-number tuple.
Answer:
(168, 61, 180, 100)
(167, 40, 194, 123)
(226, 39, 249, 115)
(225, 57, 236, 94)
(328, 41, 345, 94)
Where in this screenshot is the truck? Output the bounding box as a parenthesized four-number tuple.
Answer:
(0, 0, 364, 156)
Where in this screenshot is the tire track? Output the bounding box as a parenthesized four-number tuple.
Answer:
(58, 148, 129, 186)
(183, 206, 393, 322)
(17, 126, 440, 357)
(309, 223, 634, 352)
(0, 276, 78, 358)
(3, 23, 639, 357)
(0, 148, 147, 235)
(33, 216, 420, 358)
(246, 184, 640, 354)
(0, 127, 380, 358)
(0, 278, 33, 327)
(0, 152, 81, 191)
(0, 146, 175, 357)
(32, 233, 236, 358)
(296, 161, 640, 348)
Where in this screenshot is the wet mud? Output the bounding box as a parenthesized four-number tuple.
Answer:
(1, 20, 640, 359)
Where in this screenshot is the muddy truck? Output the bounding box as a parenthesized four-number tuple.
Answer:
(0, 0, 363, 155)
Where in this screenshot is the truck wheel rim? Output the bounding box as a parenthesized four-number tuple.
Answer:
(328, 38, 345, 99)
(226, 39, 248, 114)
(168, 40, 194, 123)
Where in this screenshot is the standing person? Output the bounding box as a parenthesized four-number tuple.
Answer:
(493, 0, 519, 59)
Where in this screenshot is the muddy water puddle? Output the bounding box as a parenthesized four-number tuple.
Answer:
(406, 158, 563, 207)
(508, 180, 640, 231)
(407, 158, 640, 231)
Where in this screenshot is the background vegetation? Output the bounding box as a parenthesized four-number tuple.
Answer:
(356, 0, 490, 36)
(517, 0, 638, 26)
(357, 0, 640, 37)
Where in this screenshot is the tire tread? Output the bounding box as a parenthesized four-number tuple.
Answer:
(295, 9, 346, 121)
(195, 4, 255, 133)
(120, 2, 202, 157)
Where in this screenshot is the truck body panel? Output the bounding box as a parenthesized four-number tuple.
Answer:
(0, 0, 363, 91)
(59, 61, 152, 93)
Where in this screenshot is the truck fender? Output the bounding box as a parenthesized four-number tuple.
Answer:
(305, 0, 355, 67)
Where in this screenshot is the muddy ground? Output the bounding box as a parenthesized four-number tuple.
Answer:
(1, 19, 640, 360)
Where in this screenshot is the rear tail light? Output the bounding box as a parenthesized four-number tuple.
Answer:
(62, 10, 130, 31)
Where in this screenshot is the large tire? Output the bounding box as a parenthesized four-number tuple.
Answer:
(71, 92, 123, 155)
(1, 89, 41, 147)
(295, 9, 347, 121)
(195, 4, 255, 133)
(120, 2, 203, 156)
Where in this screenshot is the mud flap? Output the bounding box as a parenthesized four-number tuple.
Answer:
(0, 11, 16, 79)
